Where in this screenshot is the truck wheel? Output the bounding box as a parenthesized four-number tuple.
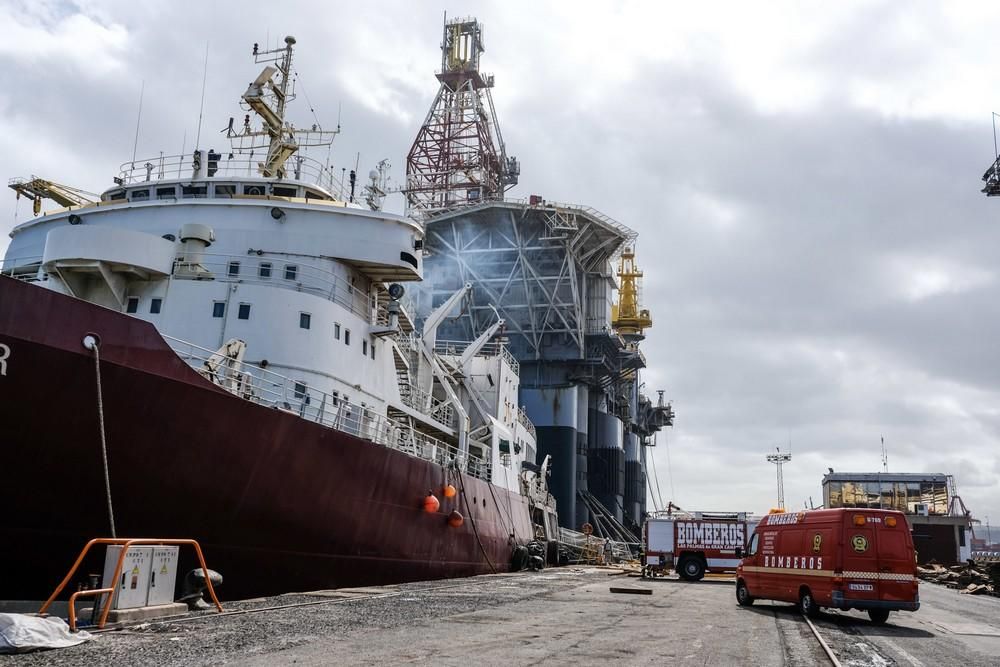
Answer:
(867, 609, 890, 625)
(798, 589, 820, 618)
(678, 556, 705, 581)
(736, 580, 754, 606)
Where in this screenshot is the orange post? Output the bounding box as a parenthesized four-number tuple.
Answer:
(39, 537, 224, 631)
(65, 588, 113, 633)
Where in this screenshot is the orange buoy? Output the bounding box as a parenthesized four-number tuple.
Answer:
(423, 492, 440, 513)
(443, 484, 457, 499)
(447, 510, 464, 527)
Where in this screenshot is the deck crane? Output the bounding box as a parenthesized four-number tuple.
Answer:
(8, 176, 97, 215)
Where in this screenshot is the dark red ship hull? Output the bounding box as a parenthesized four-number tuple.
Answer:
(0, 276, 533, 601)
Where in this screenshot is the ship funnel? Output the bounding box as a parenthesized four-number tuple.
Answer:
(177, 223, 215, 277)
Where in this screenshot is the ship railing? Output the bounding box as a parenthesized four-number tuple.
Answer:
(516, 406, 536, 440)
(0, 255, 43, 282)
(434, 339, 520, 375)
(117, 152, 350, 200)
(172, 253, 373, 322)
(399, 382, 455, 429)
(164, 336, 491, 481)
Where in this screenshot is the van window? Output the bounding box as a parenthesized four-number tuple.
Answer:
(748, 532, 759, 556)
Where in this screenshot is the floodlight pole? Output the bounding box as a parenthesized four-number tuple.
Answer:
(766, 448, 792, 510)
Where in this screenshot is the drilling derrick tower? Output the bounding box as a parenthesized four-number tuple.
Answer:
(405, 17, 519, 219)
(611, 247, 652, 339)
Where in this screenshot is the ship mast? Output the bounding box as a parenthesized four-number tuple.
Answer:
(228, 36, 339, 181)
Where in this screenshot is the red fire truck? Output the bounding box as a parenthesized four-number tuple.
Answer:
(643, 512, 758, 581)
(735, 508, 919, 624)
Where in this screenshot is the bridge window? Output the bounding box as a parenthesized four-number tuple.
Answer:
(334, 323, 341, 340)
(130, 189, 149, 201)
(293, 381, 307, 399)
(273, 186, 297, 198)
(259, 262, 272, 278)
(284, 265, 298, 281)
(370, 338, 376, 360)
(299, 312, 311, 329)
(182, 185, 208, 198)
(125, 296, 139, 313)
(243, 184, 266, 196)
(214, 184, 236, 197)
(156, 186, 176, 200)
(400, 251, 418, 269)
(212, 301, 225, 318)
(150, 298, 162, 314)
(362, 339, 367, 356)
(344, 329, 351, 346)
(228, 261, 240, 277)
(238, 303, 251, 320)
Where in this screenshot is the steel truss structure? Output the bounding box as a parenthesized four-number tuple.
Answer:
(405, 17, 518, 218)
(423, 199, 637, 361)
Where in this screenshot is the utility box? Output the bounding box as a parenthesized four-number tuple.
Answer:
(101, 546, 153, 609)
(146, 546, 180, 606)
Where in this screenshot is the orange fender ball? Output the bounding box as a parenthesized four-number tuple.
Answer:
(424, 493, 440, 513)
(443, 484, 457, 499)
(448, 510, 464, 527)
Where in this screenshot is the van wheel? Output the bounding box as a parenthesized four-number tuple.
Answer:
(798, 589, 820, 618)
(736, 580, 754, 606)
(678, 556, 705, 581)
(868, 609, 890, 625)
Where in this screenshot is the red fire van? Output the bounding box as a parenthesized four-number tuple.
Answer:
(735, 508, 919, 624)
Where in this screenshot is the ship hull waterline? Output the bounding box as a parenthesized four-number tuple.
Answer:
(0, 276, 534, 601)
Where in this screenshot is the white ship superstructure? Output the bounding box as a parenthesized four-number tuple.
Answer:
(3, 36, 543, 502)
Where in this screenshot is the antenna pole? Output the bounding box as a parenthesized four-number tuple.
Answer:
(130, 80, 145, 165)
(993, 112, 999, 160)
(195, 42, 210, 151)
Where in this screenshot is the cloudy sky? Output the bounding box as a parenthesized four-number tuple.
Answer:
(3, 1, 999, 535)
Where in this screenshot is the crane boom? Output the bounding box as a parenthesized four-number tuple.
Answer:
(8, 176, 97, 215)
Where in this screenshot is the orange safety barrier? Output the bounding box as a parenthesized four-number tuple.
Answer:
(39, 538, 224, 631)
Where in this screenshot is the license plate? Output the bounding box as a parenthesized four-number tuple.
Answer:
(848, 583, 874, 591)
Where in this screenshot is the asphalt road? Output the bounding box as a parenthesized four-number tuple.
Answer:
(2, 569, 998, 665)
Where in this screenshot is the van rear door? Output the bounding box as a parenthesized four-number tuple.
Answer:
(877, 514, 916, 603)
(841, 513, 880, 602)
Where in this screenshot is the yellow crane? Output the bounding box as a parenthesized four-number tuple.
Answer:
(8, 176, 97, 216)
(611, 247, 652, 336)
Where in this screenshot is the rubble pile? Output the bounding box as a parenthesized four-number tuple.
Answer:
(917, 559, 1000, 596)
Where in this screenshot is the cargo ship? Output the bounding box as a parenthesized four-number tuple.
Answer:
(0, 36, 557, 601)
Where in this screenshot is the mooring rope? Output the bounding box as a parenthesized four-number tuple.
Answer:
(91, 343, 117, 538)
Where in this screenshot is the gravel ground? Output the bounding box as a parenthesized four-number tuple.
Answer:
(0, 569, 600, 666)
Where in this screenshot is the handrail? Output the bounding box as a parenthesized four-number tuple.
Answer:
(39, 537, 223, 631)
(116, 152, 349, 200)
(434, 339, 520, 375)
(173, 252, 374, 321)
(165, 336, 491, 480)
